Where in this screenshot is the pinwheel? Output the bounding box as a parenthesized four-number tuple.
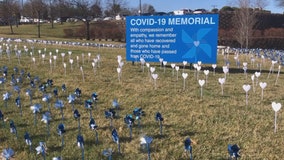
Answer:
(124, 114, 135, 139)
(46, 79, 53, 87)
(111, 128, 120, 153)
(33, 76, 40, 84)
(57, 123, 66, 148)
(2, 66, 8, 77)
(13, 67, 18, 74)
(54, 99, 64, 121)
(140, 135, 153, 160)
(42, 94, 52, 112)
(102, 148, 113, 160)
(67, 94, 76, 111)
(26, 72, 31, 80)
(74, 88, 81, 98)
(24, 132, 32, 151)
(41, 112, 51, 136)
(112, 99, 120, 116)
(39, 83, 47, 94)
(61, 84, 66, 93)
(25, 88, 33, 105)
(228, 144, 241, 160)
(10, 75, 17, 86)
(155, 112, 164, 135)
(184, 137, 193, 160)
(13, 85, 20, 96)
(30, 103, 42, 125)
(77, 134, 84, 160)
(85, 99, 93, 119)
(15, 96, 22, 116)
(133, 107, 145, 132)
(9, 120, 17, 139)
(30, 80, 35, 88)
(52, 157, 62, 160)
(1, 148, 15, 160)
(53, 87, 58, 99)
(91, 92, 98, 102)
(0, 77, 6, 89)
(89, 118, 98, 144)
(73, 109, 81, 133)
(3, 92, 11, 108)
(105, 108, 116, 127)
(0, 110, 4, 127)
(35, 142, 47, 160)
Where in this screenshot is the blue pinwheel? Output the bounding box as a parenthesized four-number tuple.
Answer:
(10, 75, 16, 86)
(15, 96, 22, 116)
(133, 107, 145, 132)
(111, 128, 120, 153)
(182, 28, 212, 63)
(2, 66, 8, 77)
(0, 77, 6, 89)
(0, 110, 4, 127)
(35, 142, 47, 160)
(112, 99, 120, 116)
(73, 109, 81, 133)
(30, 80, 35, 88)
(84, 99, 93, 119)
(91, 92, 98, 102)
(13, 85, 20, 96)
(124, 114, 135, 139)
(77, 134, 84, 160)
(57, 123, 66, 148)
(9, 120, 17, 139)
(54, 99, 64, 121)
(53, 88, 58, 99)
(39, 83, 47, 94)
(67, 94, 76, 111)
(30, 103, 42, 125)
(42, 94, 52, 112)
(74, 88, 81, 98)
(24, 132, 32, 151)
(61, 84, 66, 93)
(3, 92, 11, 108)
(155, 112, 164, 135)
(52, 157, 62, 160)
(228, 144, 241, 160)
(1, 148, 15, 160)
(27, 72, 31, 80)
(184, 137, 193, 160)
(46, 79, 53, 87)
(13, 66, 18, 74)
(140, 135, 153, 160)
(105, 108, 116, 127)
(41, 112, 51, 136)
(102, 148, 113, 160)
(89, 118, 99, 144)
(25, 88, 33, 105)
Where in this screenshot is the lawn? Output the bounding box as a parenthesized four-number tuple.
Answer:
(0, 28, 283, 159)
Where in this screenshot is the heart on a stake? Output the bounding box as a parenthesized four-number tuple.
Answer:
(218, 78, 225, 84)
(243, 62, 247, 67)
(259, 82, 267, 89)
(198, 79, 205, 86)
(255, 72, 261, 78)
(162, 61, 167, 66)
(212, 64, 217, 69)
(182, 73, 188, 79)
(272, 102, 281, 112)
(251, 75, 255, 81)
(204, 70, 209, 75)
(197, 61, 202, 66)
(117, 68, 121, 73)
(243, 84, 251, 92)
(146, 63, 150, 68)
(175, 66, 179, 71)
(196, 66, 201, 71)
(171, 63, 175, 69)
(152, 73, 158, 80)
(150, 67, 155, 73)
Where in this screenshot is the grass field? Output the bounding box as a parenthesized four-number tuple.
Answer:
(0, 24, 284, 159)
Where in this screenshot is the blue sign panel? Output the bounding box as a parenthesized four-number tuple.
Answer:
(126, 14, 219, 64)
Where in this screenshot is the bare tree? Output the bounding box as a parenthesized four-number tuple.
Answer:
(105, 0, 126, 17)
(141, 3, 155, 14)
(275, 0, 284, 7)
(0, 0, 21, 34)
(233, 0, 256, 48)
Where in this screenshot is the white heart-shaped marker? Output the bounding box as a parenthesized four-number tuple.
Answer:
(70, 59, 73, 64)
(218, 78, 225, 84)
(197, 61, 202, 66)
(119, 62, 124, 68)
(255, 72, 261, 78)
(117, 67, 121, 73)
(212, 64, 217, 69)
(182, 73, 188, 79)
(272, 102, 281, 112)
(150, 67, 155, 73)
(163, 61, 167, 66)
(204, 70, 209, 75)
(152, 73, 158, 80)
(193, 41, 200, 47)
(198, 79, 205, 86)
(251, 75, 255, 81)
(196, 66, 201, 71)
(243, 62, 247, 67)
(183, 61, 187, 66)
(146, 63, 150, 68)
(171, 63, 175, 68)
(259, 82, 267, 89)
(243, 84, 251, 92)
(175, 66, 179, 71)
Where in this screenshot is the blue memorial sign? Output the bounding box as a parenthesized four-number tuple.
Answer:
(126, 14, 219, 63)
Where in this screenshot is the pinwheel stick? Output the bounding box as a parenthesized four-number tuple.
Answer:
(78, 119, 81, 134)
(60, 108, 64, 121)
(4, 100, 7, 108)
(159, 120, 163, 135)
(183, 78, 186, 90)
(221, 84, 224, 96)
(46, 123, 50, 136)
(89, 109, 92, 119)
(117, 142, 121, 154)
(275, 67, 281, 85)
(61, 135, 64, 149)
(81, 145, 84, 160)
(95, 130, 99, 145)
(261, 88, 264, 100)
(129, 126, 132, 139)
(72, 102, 75, 111)
(109, 119, 113, 128)
(34, 113, 37, 126)
(147, 143, 151, 160)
